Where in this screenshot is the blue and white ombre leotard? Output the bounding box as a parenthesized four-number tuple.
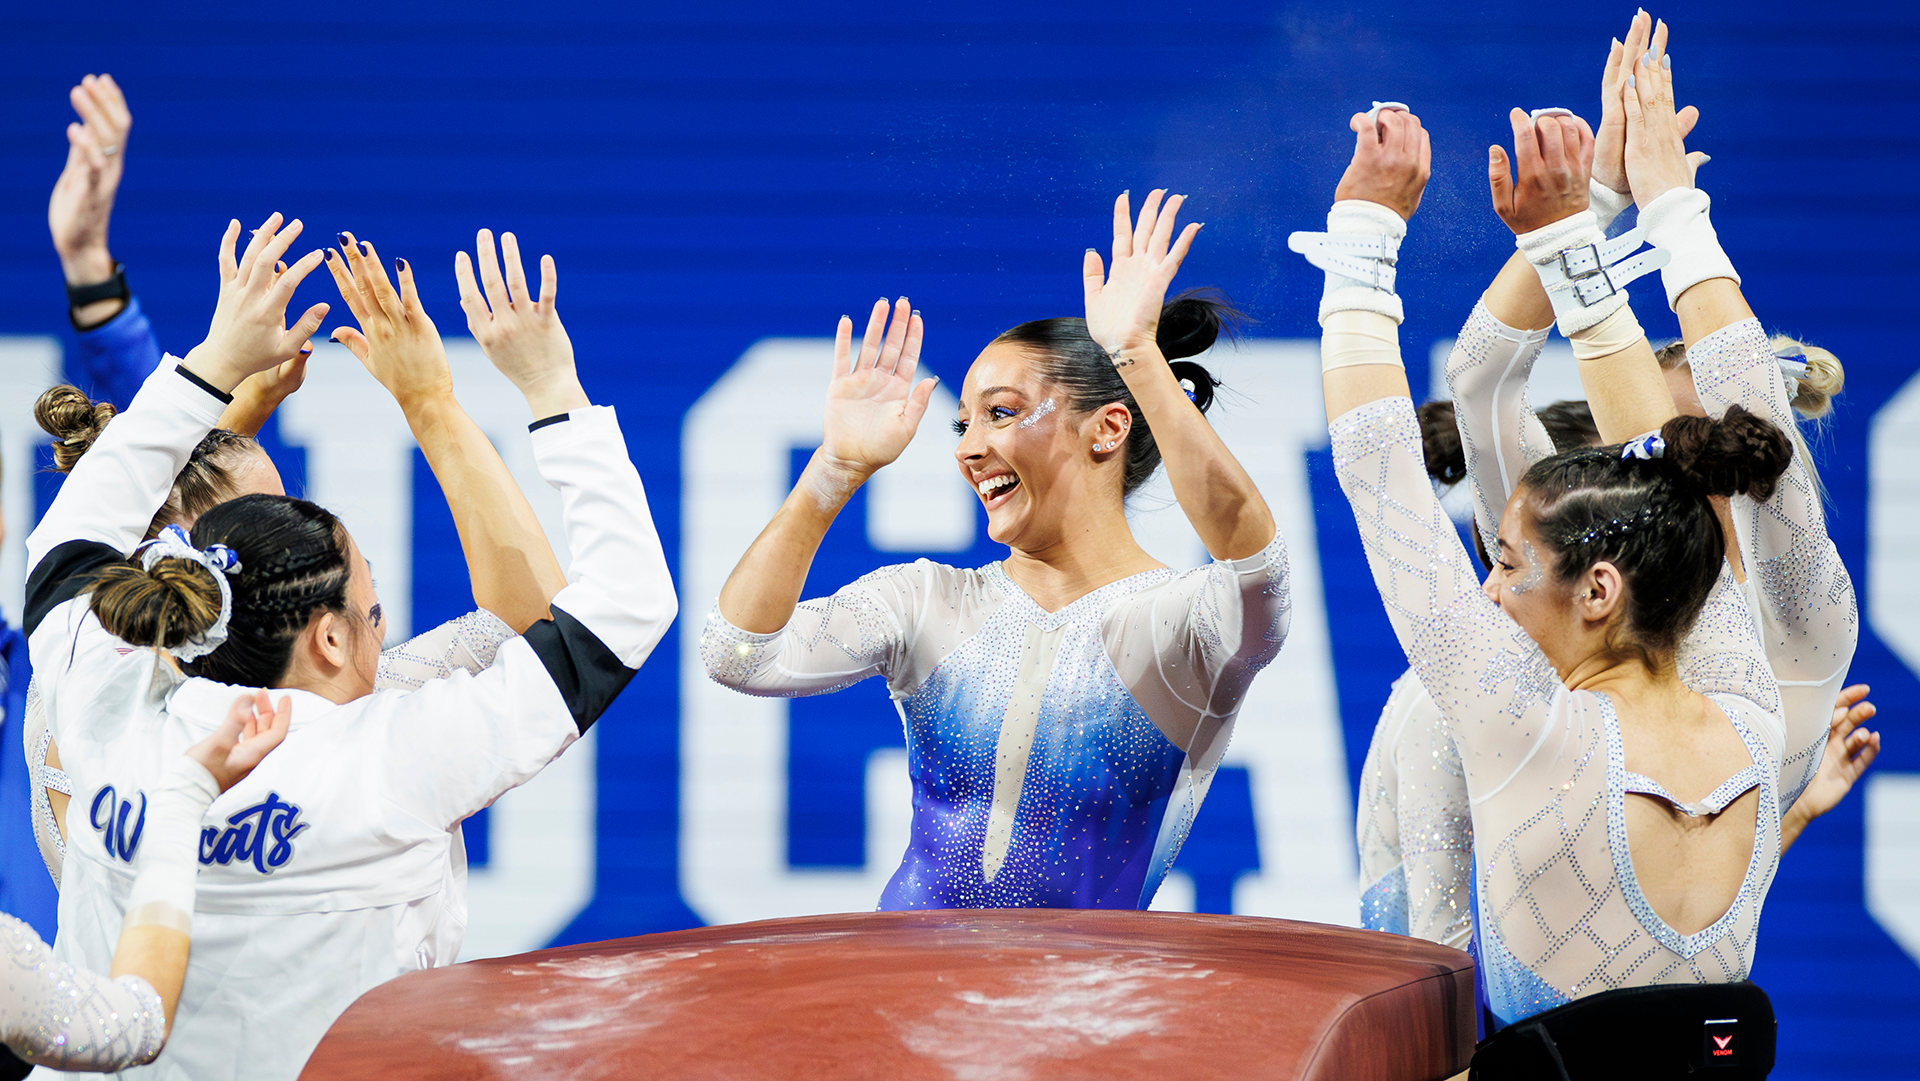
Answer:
(702, 533, 1288, 910)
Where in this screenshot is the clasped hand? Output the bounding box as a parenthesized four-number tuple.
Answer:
(1333, 109, 1432, 222)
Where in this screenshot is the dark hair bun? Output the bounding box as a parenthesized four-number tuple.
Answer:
(1416, 400, 1466, 484)
(35, 385, 116, 473)
(1156, 288, 1243, 362)
(1659, 404, 1793, 502)
(1168, 360, 1220, 414)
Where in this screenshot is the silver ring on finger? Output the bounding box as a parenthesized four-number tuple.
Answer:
(100, 145, 118, 156)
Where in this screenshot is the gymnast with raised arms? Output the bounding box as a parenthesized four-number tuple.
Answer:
(704, 193, 1288, 911)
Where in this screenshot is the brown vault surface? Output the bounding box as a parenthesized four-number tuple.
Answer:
(301, 909, 1473, 1081)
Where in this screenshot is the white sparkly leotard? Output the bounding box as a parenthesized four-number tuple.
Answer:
(702, 533, 1289, 910)
(1331, 388, 1786, 1026)
(2, 912, 164, 1071)
(1358, 301, 1825, 949)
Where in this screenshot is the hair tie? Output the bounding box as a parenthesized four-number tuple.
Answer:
(1620, 431, 1666, 461)
(1774, 348, 1809, 393)
(1179, 377, 1198, 403)
(135, 524, 243, 662)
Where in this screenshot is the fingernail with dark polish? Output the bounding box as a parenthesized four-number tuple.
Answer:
(360, 242, 373, 255)
(396, 258, 408, 273)
(337, 232, 350, 248)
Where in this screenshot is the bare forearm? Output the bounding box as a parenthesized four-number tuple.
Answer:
(1481, 250, 1555, 332)
(1119, 345, 1274, 560)
(1576, 337, 1673, 444)
(1779, 802, 1811, 855)
(405, 395, 566, 631)
(1675, 279, 1755, 347)
(110, 925, 188, 1033)
(718, 450, 859, 633)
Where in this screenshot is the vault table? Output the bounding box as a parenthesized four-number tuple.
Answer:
(301, 909, 1472, 1080)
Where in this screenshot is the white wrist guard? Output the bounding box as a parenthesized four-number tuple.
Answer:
(1638, 186, 1740, 310)
(123, 755, 219, 937)
(1289, 199, 1406, 326)
(1588, 179, 1634, 232)
(1515, 209, 1668, 335)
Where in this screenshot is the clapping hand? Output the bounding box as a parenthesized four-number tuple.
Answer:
(818, 299, 935, 483)
(1595, 12, 1703, 198)
(326, 232, 454, 411)
(1489, 109, 1596, 235)
(1334, 108, 1432, 222)
(183, 215, 329, 394)
(1621, 16, 1705, 208)
(48, 73, 131, 287)
(456, 230, 587, 418)
(186, 690, 293, 794)
(1083, 189, 1202, 358)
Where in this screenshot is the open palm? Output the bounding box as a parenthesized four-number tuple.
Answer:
(1083, 189, 1201, 356)
(820, 298, 936, 476)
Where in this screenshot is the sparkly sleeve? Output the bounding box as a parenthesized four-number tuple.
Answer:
(1443, 300, 1556, 558)
(1, 913, 166, 1070)
(1330, 396, 1566, 795)
(375, 609, 519, 692)
(1358, 672, 1474, 950)
(700, 564, 918, 698)
(1686, 318, 1857, 687)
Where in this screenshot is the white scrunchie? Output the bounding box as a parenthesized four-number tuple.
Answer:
(135, 524, 243, 661)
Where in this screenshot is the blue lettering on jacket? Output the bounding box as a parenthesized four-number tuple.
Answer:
(196, 791, 308, 873)
(89, 785, 147, 864)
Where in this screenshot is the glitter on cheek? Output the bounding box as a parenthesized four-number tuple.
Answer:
(1508, 540, 1545, 595)
(1018, 397, 1057, 429)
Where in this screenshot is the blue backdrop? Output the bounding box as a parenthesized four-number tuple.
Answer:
(1, 2, 1915, 1076)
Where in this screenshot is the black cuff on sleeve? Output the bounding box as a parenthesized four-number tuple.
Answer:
(528, 413, 570, 432)
(523, 606, 637, 733)
(173, 365, 234, 405)
(25, 539, 123, 636)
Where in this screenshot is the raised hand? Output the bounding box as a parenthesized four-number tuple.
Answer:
(1800, 685, 1882, 823)
(819, 299, 935, 481)
(1594, 14, 1704, 197)
(1489, 109, 1596, 235)
(325, 231, 454, 411)
(455, 229, 588, 418)
(186, 690, 293, 793)
(1333, 108, 1432, 222)
(1083, 189, 1203, 356)
(1622, 19, 1703, 208)
(183, 215, 329, 394)
(48, 73, 131, 288)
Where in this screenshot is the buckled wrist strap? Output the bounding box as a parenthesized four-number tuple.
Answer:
(1287, 232, 1401, 292)
(1521, 219, 1668, 335)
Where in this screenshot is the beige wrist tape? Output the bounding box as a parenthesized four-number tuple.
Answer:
(1322, 309, 1404, 372)
(122, 901, 193, 936)
(1568, 304, 1646, 362)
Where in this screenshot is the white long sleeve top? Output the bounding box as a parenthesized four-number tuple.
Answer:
(23, 359, 676, 1081)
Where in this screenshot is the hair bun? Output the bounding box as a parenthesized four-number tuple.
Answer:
(1167, 360, 1221, 414)
(1658, 404, 1793, 502)
(1416, 400, 1467, 484)
(1156, 288, 1244, 361)
(34, 385, 115, 474)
